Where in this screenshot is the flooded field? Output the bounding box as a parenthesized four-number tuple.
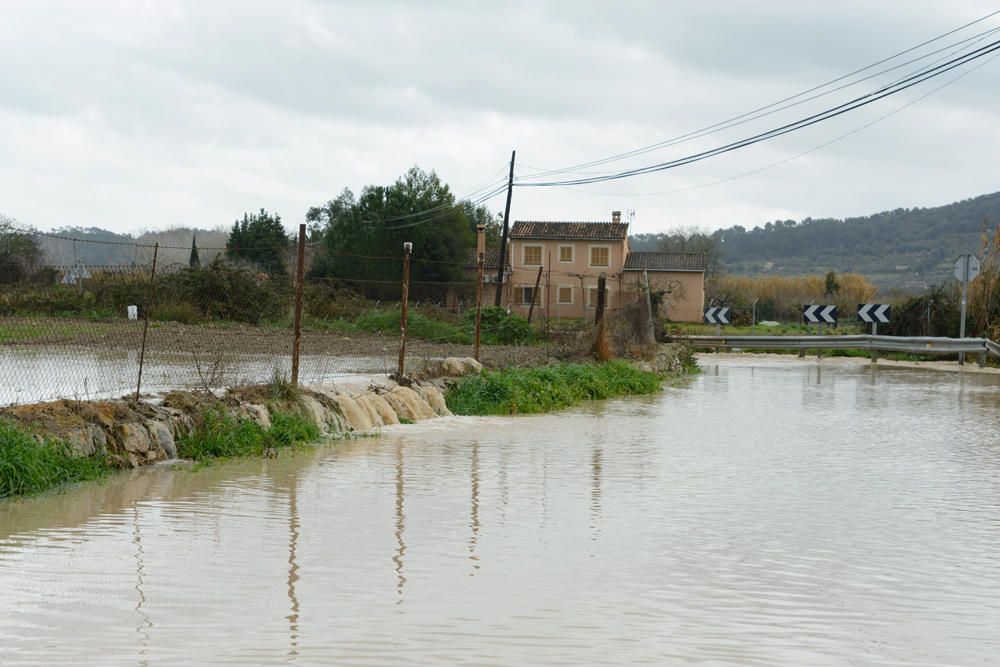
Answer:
(1, 357, 999, 664)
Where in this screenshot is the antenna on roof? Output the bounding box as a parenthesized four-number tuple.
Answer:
(627, 209, 636, 225)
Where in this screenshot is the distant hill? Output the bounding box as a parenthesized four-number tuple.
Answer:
(632, 191, 1000, 291)
(37, 226, 229, 268)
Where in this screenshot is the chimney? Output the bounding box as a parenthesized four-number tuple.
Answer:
(611, 210, 621, 225)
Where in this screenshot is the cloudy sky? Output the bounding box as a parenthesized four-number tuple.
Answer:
(2, 0, 998, 235)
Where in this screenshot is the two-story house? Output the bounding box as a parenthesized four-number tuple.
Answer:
(505, 211, 706, 322)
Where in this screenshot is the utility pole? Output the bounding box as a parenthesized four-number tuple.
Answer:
(494, 150, 516, 306)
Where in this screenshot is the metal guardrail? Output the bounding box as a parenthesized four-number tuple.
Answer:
(669, 334, 1000, 365)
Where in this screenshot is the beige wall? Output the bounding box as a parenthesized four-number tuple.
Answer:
(507, 238, 627, 320)
(624, 270, 705, 323)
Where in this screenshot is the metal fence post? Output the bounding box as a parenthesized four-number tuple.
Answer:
(397, 242, 412, 378)
(134, 243, 159, 402)
(291, 223, 306, 386)
(475, 225, 485, 361)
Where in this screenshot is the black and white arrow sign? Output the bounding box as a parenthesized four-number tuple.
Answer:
(857, 303, 891, 324)
(803, 304, 838, 324)
(704, 307, 730, 325)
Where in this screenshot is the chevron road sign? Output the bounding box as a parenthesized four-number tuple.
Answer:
(704, 307, 730, 325)
(857, 303, 891, 324)
(803, 304, 838, 324)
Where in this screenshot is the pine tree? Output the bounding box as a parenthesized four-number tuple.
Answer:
(189, 233, 200, 269)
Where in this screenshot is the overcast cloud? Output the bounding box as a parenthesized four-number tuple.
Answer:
(2, 0, 998, 235)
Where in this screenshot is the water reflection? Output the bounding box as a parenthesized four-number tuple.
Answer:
(132, 504, 151, 666)
(1, 359, 999, 665)
(468, 441, 480, 574)
(393, 442, 406, 600)
(285, 475, 300, 659)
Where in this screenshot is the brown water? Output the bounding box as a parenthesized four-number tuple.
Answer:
(2, 357, 999, 665)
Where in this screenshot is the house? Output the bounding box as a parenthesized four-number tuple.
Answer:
(622, 251, 706, 323)
(503, 211, 706, 322)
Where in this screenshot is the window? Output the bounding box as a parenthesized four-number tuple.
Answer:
(589, 245, 610, 267)
(557, 286, 573, 304)
(558, 245, 574, 263)
(523, 245, 543, 266)
(521, 286, 535, 305)
(588, 287, 610, 308)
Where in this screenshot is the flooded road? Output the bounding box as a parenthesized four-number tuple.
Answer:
(2, 357, 999, 665)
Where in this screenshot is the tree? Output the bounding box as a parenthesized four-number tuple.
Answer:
(189, 234, 201, 269)
(308, 167, 476, 283)
(226, 209, 290, 276)
(656, 228, 722, 277)
(824, 271, 840, 298)
(0, 215, 42, 284)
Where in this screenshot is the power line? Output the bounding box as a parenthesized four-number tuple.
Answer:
(517, 38, 1000, 187)
(516, 9, 1000, 180)
(564, 39, 1000, 197)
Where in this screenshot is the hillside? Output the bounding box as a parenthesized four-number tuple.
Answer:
(37, 226, 229, 267)
(715, 191, 1000, 291)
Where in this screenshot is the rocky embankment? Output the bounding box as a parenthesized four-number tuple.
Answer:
(1, 357, 484, 468)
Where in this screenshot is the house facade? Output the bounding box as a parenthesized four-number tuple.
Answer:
(508, 217, 628, 320)
(502, 211, 706, 322)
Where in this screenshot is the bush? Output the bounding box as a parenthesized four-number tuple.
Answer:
(463, 306, 536, 345)
(445, 361, 661, 415)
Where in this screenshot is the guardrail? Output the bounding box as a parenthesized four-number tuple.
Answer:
(668, 334, 1000, 366)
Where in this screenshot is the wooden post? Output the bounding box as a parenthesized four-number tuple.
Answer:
(545, 250, 552, 332)
(397, 242, 412, 378)
(595, 273, 606, 324)
(291, 223, 306, 385)
(135, 243, 159, 402)
(527, 264, 543, 323)
(474, 225, 485, 361)
(494, 150, 516, 305)
(642, 269, 654, 344)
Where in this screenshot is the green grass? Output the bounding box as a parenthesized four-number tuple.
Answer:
(445, 361, 663, 416)
(177, 409, 321, 461)
(0, 321, 99, 343)
(0, 419, 110, 499)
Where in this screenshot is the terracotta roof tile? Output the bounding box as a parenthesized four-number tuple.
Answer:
(464, 247, 506, 269)
(510, 221, 628, 240)
(623, 252, 706, 272)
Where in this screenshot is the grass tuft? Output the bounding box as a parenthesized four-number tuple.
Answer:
(176, 409, 320, 461)
(445, 361, 662, 416)
(0, 419, 110, 499)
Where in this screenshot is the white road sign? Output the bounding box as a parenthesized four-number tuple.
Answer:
(954, 255, 980, 283)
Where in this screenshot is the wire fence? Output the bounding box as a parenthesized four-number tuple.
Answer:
(2, 230, 647, 406)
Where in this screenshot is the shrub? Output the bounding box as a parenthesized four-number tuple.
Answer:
(464, 306, 536, 345)
(445, 361, 661, 415)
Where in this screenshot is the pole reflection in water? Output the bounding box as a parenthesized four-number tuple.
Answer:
(469, 441, 480, 574)
(132, 503, 151, 667)
(393, 442, 406, 600)
(286, 474, 300, 659)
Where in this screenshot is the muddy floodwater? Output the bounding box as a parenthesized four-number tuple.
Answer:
(2, 357, 999, 665)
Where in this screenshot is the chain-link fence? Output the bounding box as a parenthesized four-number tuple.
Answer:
(3, 231, 636, 406)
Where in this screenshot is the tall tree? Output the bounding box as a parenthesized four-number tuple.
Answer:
(0, 216, 42, 284)
(308, 167, 476, 282)
(226, 209, 289, 276)
(654, 228, 722, 277)
(189, 233, 200, 268)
